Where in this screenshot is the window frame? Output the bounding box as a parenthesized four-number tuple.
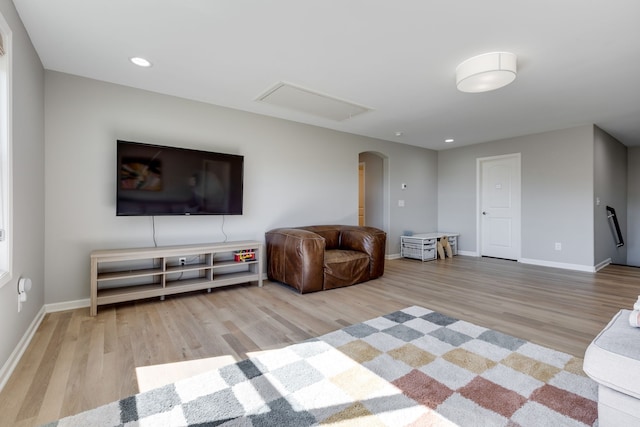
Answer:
(0, 11, 13, 289)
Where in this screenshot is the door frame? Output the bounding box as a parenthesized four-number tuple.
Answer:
(358, 162, 365, 226)
(475, 153, 522, 260)
(358, 151, 389, 255)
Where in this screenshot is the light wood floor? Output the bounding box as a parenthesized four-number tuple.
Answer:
(1, 256, 639, 426)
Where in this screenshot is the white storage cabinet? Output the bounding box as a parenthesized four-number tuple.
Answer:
(401, 233, 458, 261)
(401, 235, 437, 261)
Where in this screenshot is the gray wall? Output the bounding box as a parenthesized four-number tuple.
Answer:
(438, 125, 595, 267)
(0, 0, 45, 376)
(390, 147, 438, 242)
(627, 148, 640, 266)
(44, 71, 438, 304)
(594, 126, 627, 265)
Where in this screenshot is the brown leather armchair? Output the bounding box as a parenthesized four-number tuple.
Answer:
(265, 225, 386, 293)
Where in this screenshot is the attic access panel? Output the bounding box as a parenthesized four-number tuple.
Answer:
(256, 82, 372, 121)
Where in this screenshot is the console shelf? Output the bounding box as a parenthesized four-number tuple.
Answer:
(90, 241, 263, 316)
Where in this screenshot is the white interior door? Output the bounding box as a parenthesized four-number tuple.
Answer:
(479, 154, 521, 260)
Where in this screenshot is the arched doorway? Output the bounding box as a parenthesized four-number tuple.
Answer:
(358, 151, 388, 235)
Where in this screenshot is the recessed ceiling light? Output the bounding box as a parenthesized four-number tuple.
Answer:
(445, 138, 455, 143)
(130, 57, 152, 67)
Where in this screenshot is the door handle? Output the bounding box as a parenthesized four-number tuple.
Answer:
(482, 211, 487, 215)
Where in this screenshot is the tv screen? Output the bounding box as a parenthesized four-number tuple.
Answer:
(116, 140, 244, 216)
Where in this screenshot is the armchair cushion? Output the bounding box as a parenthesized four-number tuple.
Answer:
(323, 250, 370, 290)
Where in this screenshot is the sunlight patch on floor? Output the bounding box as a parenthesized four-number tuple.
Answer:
(136, 355, 238, 392)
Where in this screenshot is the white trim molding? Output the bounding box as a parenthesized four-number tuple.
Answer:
(519, 258, 599, 273)
(457, 250, 478, 257)
(45, 298, 90, 313)
(594, 258, 612, 272)
(0, 11, 13, 289)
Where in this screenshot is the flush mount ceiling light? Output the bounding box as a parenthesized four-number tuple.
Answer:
(456, 52, 517, 93)
(130, 56, 152, 67)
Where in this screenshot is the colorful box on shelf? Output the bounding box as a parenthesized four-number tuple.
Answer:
(234, 249, 256, 262)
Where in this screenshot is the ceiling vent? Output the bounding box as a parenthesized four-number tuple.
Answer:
(256, 82, 372, 121)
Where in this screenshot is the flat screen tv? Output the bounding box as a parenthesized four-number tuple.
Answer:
(116, 140, 244, 216)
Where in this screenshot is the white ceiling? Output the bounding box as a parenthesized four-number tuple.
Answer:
(12, 0, 640, 150)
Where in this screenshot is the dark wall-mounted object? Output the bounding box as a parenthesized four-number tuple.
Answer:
(606, 206, 624, 247)
(116, 140, 244, 216)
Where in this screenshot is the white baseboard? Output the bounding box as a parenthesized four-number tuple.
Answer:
(457, 250, 478, 257)
(0, 305, 46, 392)
(519, 258, 597, 273)
(386, 253, 402, 260)
(45, 298, 90, 313)
(594, 258, 612, 271)
(454, 252, 603, 272)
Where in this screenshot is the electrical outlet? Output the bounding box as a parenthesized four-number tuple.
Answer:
(179, 257, 186, 266)
(555, 242, 562, 251)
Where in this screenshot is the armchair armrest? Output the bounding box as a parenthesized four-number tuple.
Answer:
(265, 228, 325, 293)
(340, 226, 386, 279)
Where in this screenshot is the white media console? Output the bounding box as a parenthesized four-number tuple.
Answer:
(90, 241, 263, 316)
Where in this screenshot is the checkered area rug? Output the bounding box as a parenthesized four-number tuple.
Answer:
(44, 306, 598, 426)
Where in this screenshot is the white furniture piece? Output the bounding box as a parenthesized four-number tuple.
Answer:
(401, 232, 458, 261)
(584, 309, 640, 426)
(90, 241, 263, 316)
